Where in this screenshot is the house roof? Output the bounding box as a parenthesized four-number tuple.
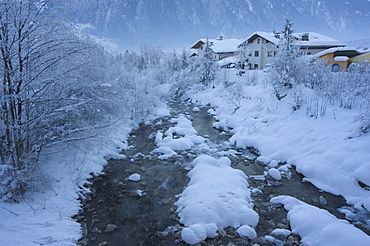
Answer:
(241, 31, 280, 45)
(310, 47, 364, 59)
(191, 38, 242, 53)
(239, 31, 344, 48)
(295, 32, 345, 48)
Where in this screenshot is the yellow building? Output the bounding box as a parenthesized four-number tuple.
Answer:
(313, 47, 370, 72)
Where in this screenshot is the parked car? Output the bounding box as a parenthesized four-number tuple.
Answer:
(221, 62, 236, 69)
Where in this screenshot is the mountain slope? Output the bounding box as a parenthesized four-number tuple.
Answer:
(63, 0, 370, 49)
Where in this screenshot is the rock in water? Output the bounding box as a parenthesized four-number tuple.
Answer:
(268, 168, 282, 181)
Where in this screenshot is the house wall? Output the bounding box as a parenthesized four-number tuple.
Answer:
(215, 52, 236, 61)
(244, 39, 336, 70)
(318, 53, 349, 72)
(196, 44, 237, 61)
(245, 38, 276, 69)
(300, 48, 329, 55)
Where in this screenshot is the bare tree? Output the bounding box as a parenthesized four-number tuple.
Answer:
(0, 0, 105, 199)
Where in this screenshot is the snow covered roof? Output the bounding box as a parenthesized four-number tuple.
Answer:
(241, 31, 280, 46)
(240, 31, 344, 48)
(191, 38, 242, 53)
(295, 32, 345, 48)
(311, 47, 363, 59)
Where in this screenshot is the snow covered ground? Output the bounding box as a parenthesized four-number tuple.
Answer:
(188, 69, 370, 245)
(0, 107, 169, 245)
(1, 67, 369, 245)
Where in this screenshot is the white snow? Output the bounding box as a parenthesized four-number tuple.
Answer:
(271, 228, 291, 238)
(181, 223, 218, 245)
(189, 70, 370, 212)
(333, 56, 349, 62)
(268, 168, 282, 181)
(0, 105, 168, 245)
(1, 51, 369, 246)
(268, 160, 279, 168)
(241, 31, 343, 48)
(236, 225, 257, 239)
(175, 155, 258, 244)
(127, 173, 141, 181)
(0, 121, 132, 246)
(188, 69, 370, 244)
(271, 196, 370, 246)
(152, 114, 205, 159)
(256, 156, 270, 165)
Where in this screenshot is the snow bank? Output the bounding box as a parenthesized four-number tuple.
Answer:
(175, 155, 258, 244)
(271, 196, 370, 246)
(189, 70, 370, 212)
(0, 124, 130, 245)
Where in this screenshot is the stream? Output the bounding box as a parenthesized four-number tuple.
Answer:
(75, 101, 364, 246)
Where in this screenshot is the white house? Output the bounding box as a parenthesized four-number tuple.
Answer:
(191, 36, 242, 61)
(238, 31, 345, 70)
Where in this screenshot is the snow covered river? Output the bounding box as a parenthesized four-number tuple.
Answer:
(76, 101, 370, 246)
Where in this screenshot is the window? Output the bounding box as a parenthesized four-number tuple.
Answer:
(257, 39, 260, 44)
(255, 51, 259, 57)
(302, 34, 309, 41)
(254, 64, 258, 69)
(268, 51, 273, 57)
(248, 51, 252, 57)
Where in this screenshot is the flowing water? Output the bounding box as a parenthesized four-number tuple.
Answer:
(75, 101, 367, 246)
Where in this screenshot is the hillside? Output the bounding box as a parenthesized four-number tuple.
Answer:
(64, 0, 370, 49)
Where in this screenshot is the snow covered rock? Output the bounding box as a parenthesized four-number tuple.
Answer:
(236, 225, 257, 239)
(268, 160, 279, 168)
(268, 168, 282, 181)
(181, 223, 217, 245)
(176, 155, 258, 244)
(256, 156, 270, 165)
(152, 114, 205, 159)
(127, 173, 141, 182)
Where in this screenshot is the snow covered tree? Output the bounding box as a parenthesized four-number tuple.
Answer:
(269, 18, 302, 99)
(0, 0, 112, 199)
(191, 39, 216, 87)
(167, 50, 181, 73)
(180, 48, 189, 70)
